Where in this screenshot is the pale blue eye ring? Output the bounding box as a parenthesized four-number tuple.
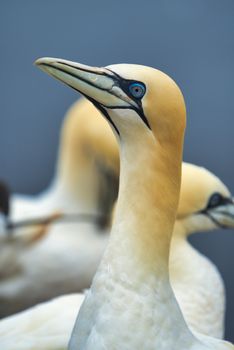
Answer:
(129, 82, 146, 99)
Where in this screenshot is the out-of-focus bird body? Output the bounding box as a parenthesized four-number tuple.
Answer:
(0, 99, 119, 315)
(171, 163, 232, 338)
(172, 224, 225, 337)
(0, 294, 85, 350)
(11, 98, 119, 221)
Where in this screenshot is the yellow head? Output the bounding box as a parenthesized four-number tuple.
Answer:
(177, 163, 234, 234)
(35, 57, 187, 235)
(35, 58, 186, 151)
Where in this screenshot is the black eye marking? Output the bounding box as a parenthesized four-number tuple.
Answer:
(206, 192, 232, 209)
(105, 73, 150, 130)
(207, 193, 223, 209)
(118, 79, 146, 104)
(196, 192, 233, 229)
(198, 192, 232, 216)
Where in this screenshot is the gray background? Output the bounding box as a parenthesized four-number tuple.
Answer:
(0, 0, 234, 341)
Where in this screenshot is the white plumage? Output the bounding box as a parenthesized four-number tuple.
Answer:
(0, 294, 84, 350)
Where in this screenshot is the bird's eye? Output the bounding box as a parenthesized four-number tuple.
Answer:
(128, 82, 146, 99)
(207, 193, 223, 209)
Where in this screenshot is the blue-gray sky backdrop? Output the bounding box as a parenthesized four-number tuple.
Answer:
(0, 0, 234, 341)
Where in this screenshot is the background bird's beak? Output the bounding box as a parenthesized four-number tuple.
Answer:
(35, 57, 136, 109)
(208, 200, 234, 229)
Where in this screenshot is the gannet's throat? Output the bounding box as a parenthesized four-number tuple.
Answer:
(109, 130, 183, 274)
(71, 112, 191, 349)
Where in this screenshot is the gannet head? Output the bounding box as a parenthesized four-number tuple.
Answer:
(177, 163, 234, 234)
(35, 57, 187, 229)
(35, 58, 186, 149)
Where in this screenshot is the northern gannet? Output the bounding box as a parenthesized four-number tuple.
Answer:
(35, 57, 233, 350)
(47, 98, 233, 338)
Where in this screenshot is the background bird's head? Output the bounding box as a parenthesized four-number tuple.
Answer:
(176, 163, 234, 235)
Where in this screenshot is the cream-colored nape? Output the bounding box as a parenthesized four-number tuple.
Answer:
(34, 57, 232, 350)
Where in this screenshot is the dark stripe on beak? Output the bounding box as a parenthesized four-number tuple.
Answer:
(39, 63, 113, 93)
(39, 63, 120, 135)
(205, 211, 229, 229)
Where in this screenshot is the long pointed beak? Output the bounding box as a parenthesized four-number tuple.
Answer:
(208, 200, 234, 229)
(35, 57, 137, 109)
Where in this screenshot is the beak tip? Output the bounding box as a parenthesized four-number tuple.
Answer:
(34, 57, 56, 68)
(34, 57, 44, 67)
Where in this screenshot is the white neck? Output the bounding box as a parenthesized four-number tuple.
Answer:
(69, 127, 201, 349)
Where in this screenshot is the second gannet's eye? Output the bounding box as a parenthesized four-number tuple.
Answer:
(207, 193, 223, 209)
(128, 82, 146, 99)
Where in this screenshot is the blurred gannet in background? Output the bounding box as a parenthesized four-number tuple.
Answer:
(11, 97, 118, 222)
(0, 181, 58, 283)
(2, 57, 232, 350)
(0, 99, 119, 316)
